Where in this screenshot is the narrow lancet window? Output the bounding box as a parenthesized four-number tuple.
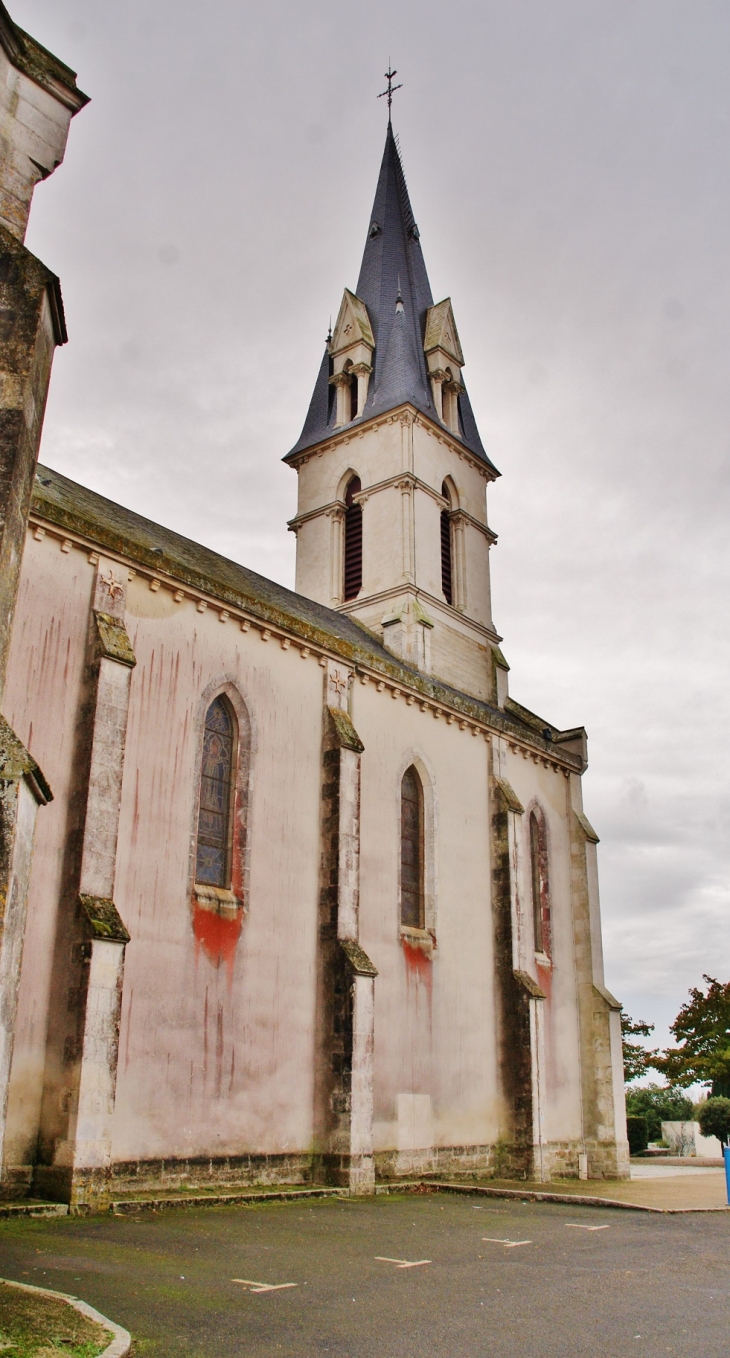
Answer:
(343, 475, 362, 600)
(195, 696, 236, 888)
(400, 765, 424, 929)
(441, 482, 453, 605)
(530, 811, 548, 954)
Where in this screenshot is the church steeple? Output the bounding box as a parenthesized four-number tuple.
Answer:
(286, 121, 502, 706)
(288, 125, 494, 468)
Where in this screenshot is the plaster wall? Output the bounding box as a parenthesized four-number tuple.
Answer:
(110, 575, 325, 1163)
(351, 679, 498, 1154)
(3, 521, 596, 1183)
(504, 750, 585, 1147)
(2, 529, 93, 1166)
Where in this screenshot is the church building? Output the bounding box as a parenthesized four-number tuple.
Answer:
(0, 9, 628, 1210)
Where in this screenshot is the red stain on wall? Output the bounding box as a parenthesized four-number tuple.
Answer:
(536, 960, 552, 1003)
(401, 939, 433, 993)
(193, 904, 243, 980)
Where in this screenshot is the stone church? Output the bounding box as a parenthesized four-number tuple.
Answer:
(0, 7, 628, 1209)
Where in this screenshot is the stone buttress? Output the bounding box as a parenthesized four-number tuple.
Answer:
(33, 560, 134, 1208)
(0, 6, 87, 1195)
(313, 659, 377, 1193)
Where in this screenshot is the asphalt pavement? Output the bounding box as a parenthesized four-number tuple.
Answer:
(0, 1191, 728, 1357)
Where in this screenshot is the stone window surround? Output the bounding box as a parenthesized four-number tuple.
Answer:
(396, 751, 438, 952)
(525, 799, 552, 962)
(189, 679, 253, 920)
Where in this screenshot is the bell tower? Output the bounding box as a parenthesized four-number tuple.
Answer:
(285, 124, 503, 705)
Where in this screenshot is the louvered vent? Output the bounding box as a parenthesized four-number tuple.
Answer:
(344, 476, 363, 600)
(440, 509, 453, 605)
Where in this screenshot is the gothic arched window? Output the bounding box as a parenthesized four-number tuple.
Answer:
(195, 696, 236, 888)
(400, 765, 424, 929)
(343, 475, 362, 600)
(529, 810, 550, 955)
(441, 481, 453, 605)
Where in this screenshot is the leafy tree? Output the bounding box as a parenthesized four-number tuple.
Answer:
(621, 1011, 658, 1083)
(654, 976, 730, 1097)
(624, 1084, 694, 1143)
(626, 1115, 648, 1155)
(697, 1097, 730, 1148)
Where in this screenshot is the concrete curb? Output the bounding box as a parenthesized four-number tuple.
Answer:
(0, 1276, 131, 1356)
(110, 1185, 348, 1214)
(428, 1181, 730, 1214)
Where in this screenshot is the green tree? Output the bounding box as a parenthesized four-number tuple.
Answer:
(621, 1011, 658, 1083)
(655, 976, 730, 1096)
(697, 1097, 730, 1148)
(624, 1085, 694, 1143)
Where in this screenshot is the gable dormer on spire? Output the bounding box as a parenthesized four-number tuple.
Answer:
(423, 299, 465, 435)
(329, 289, 374, 425)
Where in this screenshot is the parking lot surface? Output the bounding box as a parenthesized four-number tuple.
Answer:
(0, 1191, 728, 1356)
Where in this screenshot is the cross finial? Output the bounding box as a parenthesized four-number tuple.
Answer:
(377, 64, 402, 123)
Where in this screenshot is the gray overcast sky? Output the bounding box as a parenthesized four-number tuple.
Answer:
(15, 0, 730, 1057)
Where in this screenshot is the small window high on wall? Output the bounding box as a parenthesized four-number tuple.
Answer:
(196, 696, 236, 888)
(400, 765, 424, 929)
(530, 810, 550, 955)
(440, 482, 453, 605)
(343, 476, 362, 600)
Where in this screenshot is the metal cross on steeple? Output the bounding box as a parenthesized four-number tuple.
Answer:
(377, 65, 402, 122)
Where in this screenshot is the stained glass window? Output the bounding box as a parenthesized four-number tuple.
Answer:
(195, 697, 235, 887)
(400, 766, 424, 929)
(530, 811, 547, 954)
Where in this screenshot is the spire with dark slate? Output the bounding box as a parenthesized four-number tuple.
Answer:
(288, 125, 494, 468)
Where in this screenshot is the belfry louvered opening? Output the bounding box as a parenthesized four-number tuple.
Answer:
(343, 475, 362, 600)
(440, 482, 453, 605)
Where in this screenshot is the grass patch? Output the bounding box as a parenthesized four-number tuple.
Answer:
(0, 1283, 110, 1357)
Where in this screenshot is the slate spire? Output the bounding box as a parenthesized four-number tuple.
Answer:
(289, 125, 492, 466)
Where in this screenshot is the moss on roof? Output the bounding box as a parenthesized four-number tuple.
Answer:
(0, 5, 89, 109)
(31, 464, 579, 766)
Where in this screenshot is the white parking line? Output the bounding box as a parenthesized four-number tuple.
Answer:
(481, 1238, 532, 1248)
(565, 1224, 611, 1231)
(232, 1279, 299, 1293)
(374, 1257, 432, 1269)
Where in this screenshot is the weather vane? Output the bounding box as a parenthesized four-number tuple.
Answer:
(377, 65, 402, 122)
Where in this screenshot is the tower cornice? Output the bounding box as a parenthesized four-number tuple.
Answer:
(284, 402, 499, 483)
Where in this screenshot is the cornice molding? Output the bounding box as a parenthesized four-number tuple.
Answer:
(284, 403, 498, 483)
(26, 511, 579, 774)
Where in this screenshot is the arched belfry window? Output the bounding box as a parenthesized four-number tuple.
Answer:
(343, 476, 362, 601)
(347, 365, 358, 422)
(529, 810, 550, 956)
(400, 766, 424, 929)
(196, 696, 236, 888)
(440, 481, 453, 606)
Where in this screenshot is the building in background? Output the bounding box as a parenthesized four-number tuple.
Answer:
(0, 6, 628, 1210)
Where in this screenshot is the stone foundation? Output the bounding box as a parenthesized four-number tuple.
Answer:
(23, 1136, 628, 1211)
(33, 1152, 314, 1211)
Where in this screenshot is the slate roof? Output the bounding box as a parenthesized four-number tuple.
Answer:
(288, 125, 497, 472)
(30, 464, 576, 765)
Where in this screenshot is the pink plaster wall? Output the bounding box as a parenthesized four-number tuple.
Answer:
(3, 530, 94, 1165)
